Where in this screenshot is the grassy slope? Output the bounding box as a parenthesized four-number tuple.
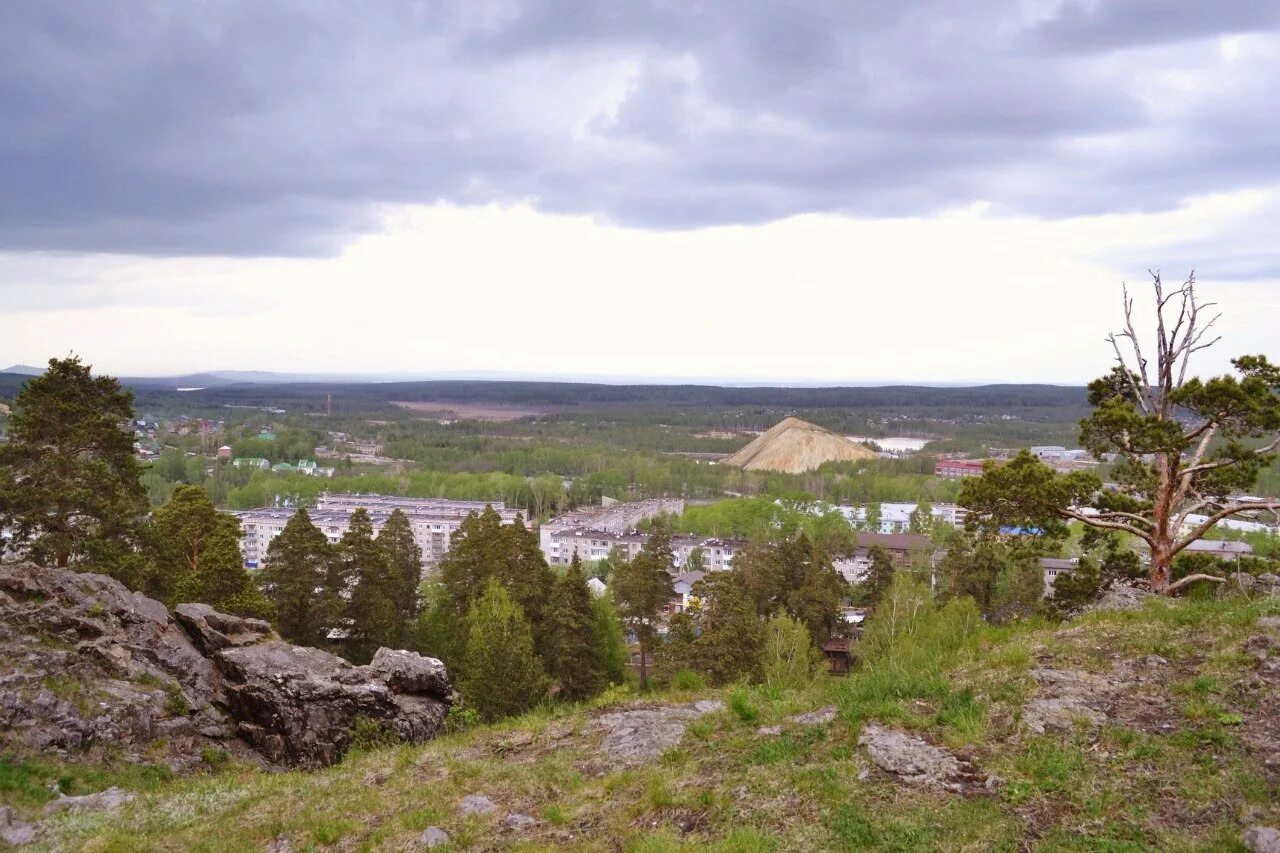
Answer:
(25, 593, 1280, 852)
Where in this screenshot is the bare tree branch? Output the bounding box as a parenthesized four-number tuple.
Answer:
(1174, 499, 1280, 557)
(1166, 573, 1226, 594)
(1059, 508, 1155, 546)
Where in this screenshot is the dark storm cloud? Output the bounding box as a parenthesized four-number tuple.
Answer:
(3, 0, 1280, 256)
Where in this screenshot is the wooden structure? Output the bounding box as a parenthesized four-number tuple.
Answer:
(822, 636, 852, 676)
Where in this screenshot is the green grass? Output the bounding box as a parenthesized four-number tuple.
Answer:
(20, 592, 1280, 851)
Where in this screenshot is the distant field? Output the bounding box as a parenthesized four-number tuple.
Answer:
(390, 400, 548, 421)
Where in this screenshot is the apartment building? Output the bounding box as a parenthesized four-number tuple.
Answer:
(538, 498, 684, 560)
(234, 494, 523, 572)
(835, 502, 967, 534)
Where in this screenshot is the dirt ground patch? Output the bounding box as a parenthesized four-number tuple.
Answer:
(391, 400, 548, 421)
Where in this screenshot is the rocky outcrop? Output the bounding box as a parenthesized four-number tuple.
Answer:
(173, 603, 277, 654)
(1244, 826, 1280, 853)
(857, 723, 1000, 793)
(216, 641, 449, 768)
(1220, 573, 1280, 599)
(1021, 667, 1116, 734)
(593, 699, 725, 762)
(0, 563, 451, 770)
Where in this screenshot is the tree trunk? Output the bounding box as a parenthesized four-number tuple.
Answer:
(1149, 550, 1172, 595)
(638, 631, 648, 688)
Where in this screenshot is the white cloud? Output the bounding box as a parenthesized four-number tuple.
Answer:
(3, 193, 1278, 383)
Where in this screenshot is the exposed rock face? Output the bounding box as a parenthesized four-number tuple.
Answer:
(1022, 668, 1115, 734)
(593, 699, 724, 762)
(1244, 826, 1280, 853)
(173, 603, 276, 654)
(217, 642, 449, 768)
(857, 723, 1000, 793)
(0, 563, 451, 770)
(1085, 582, 1151, 612)
(44, 786, 135, 814)
(0, 806, 38, 846)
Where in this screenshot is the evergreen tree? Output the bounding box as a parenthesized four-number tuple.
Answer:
(653, 611, 698, 684)
(590, 589, 630, 686)
(438, 507, 555, 658)
(152, 484, 269, 617)
(787, 557, 845, 646)
(693, 572, 763, 685)
(546, 555, 602, 701)
(378, 508, 422, 629)
(1050, 555, 1102, 612)
(611, 520, 675, 687)
(684, 547, 706, 573)
(861, 545, 895, 606)
(342, 508, 399, 663)
(959, 273, 1280, 594)
(1000, 552, 1045, 622)
(260, 508, 342, 646)
(737, 532, 842, 645)
(0, 357, 148, 569)
(938, 535, 1001, 614)
(460, 580, 548, 722)
(410, 582, 464, 671)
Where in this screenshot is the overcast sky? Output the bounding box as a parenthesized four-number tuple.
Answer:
(4, 0, 1279, 384)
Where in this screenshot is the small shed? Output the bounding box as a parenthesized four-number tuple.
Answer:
(822, 636, 852, 676)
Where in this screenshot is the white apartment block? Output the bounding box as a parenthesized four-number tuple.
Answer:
(234, 494, 523, 572)
(538, 498, 684, 560)
(835, 502, 967, 534)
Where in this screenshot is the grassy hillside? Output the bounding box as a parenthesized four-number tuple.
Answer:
(19, 589, 1280, 851)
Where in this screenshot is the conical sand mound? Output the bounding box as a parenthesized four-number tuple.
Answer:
(724, 417, 878, 474)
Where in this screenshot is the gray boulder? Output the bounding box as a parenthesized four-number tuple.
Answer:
(459, 794, 496, 816)
(215, 642, 450, 768)
(503, 812, 536, 830)
(419, 826, 450, 847)
(1244, 826, 1280, 853)
(0, 805, 38, 846)
(858, 723, 1000, 793)
(369, 647, 451, 697)
(0, 563, 452, 771)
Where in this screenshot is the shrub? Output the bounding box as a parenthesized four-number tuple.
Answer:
(670, 669, 706, 691)
(762, 613, 819, 692)
(727, 687, 759, 724)
(347, 715, 401, 754)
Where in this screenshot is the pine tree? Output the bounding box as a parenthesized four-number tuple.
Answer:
(546, 555, 602, 701)
(693, 572, 763, 685)
(260, 508, 342, 646)
(460, 579, 548, 722)
(938, 535, 1002, 615)
(152, 484, 269, 617)
(1050, 555, 1102, 612)
(342, 508, 399, 663)
(378, 508, 422, 630)
(787, 559, 845, 646)
(611, 521, 675, 687)
(438, 507, 555, 658)
(0, 357, 148, 570)
(737, 533, 842, 644)
(590, 589, 630, 686)
(653, 611, 698, 684)
(862, 545, 895, 606)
